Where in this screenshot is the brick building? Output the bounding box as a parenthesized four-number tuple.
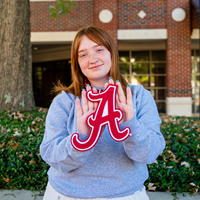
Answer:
(30, 0, 199, 116)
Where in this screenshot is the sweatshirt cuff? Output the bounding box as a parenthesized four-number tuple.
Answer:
(66, 132, 94, 157)
(119, 115, 141, 137)
(77, 131, 90, 141)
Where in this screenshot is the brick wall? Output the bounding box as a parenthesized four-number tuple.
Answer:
(166, 0, 191, 98)
(118, 0, 166, 29)
(30, 1, 93, 31)
(30, 0, 118, 45)
(93, 0, 118, 46)
(192, 6, 199, 29)
(31, 0, 167, 32)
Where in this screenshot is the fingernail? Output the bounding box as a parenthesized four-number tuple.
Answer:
(116, 80, 119, 82)
(109, 77, 112, 79)
(86, 84, 90, 86)
(82, 89, 85, 91)
(105, 80, 108, 83)
(76, 96, 79, 99)
(91, 85, 95, 88)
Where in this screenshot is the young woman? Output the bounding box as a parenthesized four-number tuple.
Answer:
(40, 26, 165, 200)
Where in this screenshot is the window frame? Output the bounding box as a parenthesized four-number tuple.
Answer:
(119, 50, 166, 113)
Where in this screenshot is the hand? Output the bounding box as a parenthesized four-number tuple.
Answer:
(75, 85, 98, 135)
(105, 78, 134, 123)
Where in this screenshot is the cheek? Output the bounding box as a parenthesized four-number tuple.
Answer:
(105, 52, 112, 65)
(105, 55, 112, 68)
(108, 57, 112, 67)
(78, 59, 87, 71)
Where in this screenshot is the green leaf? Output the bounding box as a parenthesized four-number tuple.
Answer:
(49, 0, 76, 19)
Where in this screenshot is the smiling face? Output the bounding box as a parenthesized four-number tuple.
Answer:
(78, 35, 112, 87)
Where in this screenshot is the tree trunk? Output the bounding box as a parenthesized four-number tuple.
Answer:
(0, 0, 35, 111)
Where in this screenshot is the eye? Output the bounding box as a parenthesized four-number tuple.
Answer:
(97, 48, 104, 52)
(79, 53, 87, 58)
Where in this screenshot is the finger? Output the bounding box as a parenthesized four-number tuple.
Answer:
(75, 96, 82, 118)
(81, 88, 89, 113)
(116, 93, 122, 110)
(116, 94, 125, 123)
(86, 85, 94, 111)
(116, 93, 120, 108)
(92, 86, 98, 94)
(104, 80, 109, 89)
(86, 84, 91, 91)
(108, 77, 114, 85)
(92, 87, 98, 110)
(126, 85, 133, 107)
(116, 81, 126, 104)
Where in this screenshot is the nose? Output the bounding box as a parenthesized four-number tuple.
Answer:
(89, 52, 98, 64)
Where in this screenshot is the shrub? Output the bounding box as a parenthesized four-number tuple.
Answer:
(0, 109, 200, 194)
(145, 115, 200, 195)
(0, 107, 49, 190)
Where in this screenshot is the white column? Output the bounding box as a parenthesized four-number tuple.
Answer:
(166, 97, 192, 116)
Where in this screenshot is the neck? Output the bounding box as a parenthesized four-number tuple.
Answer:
(88, 77, 108, 88)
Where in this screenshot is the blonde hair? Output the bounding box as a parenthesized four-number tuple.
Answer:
(52, 26, 128, 97)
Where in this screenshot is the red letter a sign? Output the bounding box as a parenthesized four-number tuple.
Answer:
(71, 84, 131, 152)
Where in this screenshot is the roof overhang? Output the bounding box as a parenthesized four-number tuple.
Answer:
(191, 0, 199, 13)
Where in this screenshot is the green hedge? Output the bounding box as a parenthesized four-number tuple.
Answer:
(146, 115, 200, 194)
(0, 108, 200, 194)
(0, 108, 49, 190)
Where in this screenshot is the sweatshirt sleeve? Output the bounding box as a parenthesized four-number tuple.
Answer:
(40, 91, 94, 173)
(119, 86, 165, 164)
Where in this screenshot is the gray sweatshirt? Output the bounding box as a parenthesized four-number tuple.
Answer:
(40, 85, 165, 198)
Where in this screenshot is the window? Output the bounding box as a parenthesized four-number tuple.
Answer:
(191, 50, 200, 115)
(32, 59, 72, 108)
(119, 50, 166, 113)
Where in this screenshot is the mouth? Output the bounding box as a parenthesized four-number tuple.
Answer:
(89, 64, 103, 69)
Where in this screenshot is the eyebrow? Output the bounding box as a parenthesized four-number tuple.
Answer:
(78, 44, 102, 53)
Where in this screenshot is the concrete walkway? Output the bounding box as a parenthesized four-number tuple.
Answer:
(0, 190, 199, 200)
